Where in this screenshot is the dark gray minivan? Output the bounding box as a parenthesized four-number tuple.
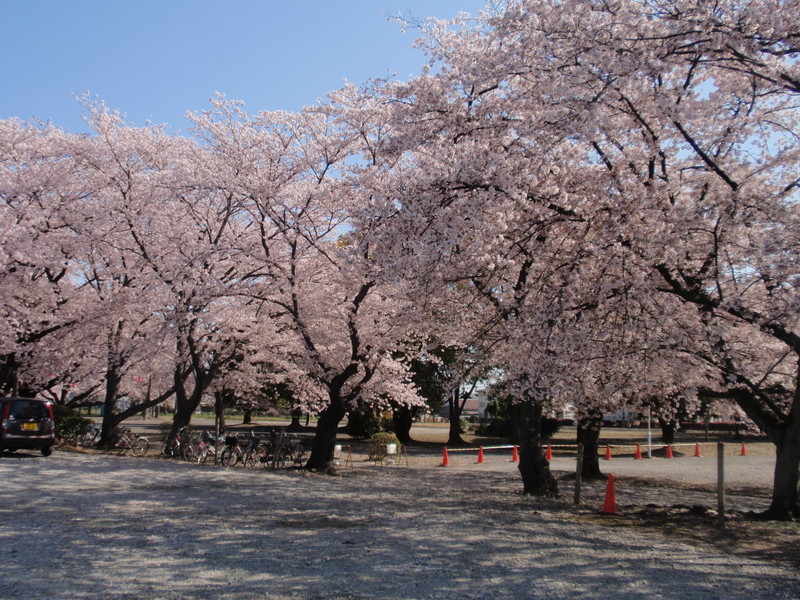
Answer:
(0, 397, 55, 456)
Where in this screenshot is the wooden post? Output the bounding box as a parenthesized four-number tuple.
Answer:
(271, 428, 285, 469)
(574, 443, 584, 505)
(717, 442, 725, 524)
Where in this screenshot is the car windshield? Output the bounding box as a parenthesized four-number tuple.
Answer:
(8, 401, 49, 420)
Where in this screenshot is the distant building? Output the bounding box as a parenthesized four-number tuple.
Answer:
(438, 389, 490, 421)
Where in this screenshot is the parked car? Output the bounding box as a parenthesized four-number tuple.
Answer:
(0, 397, 56, 456)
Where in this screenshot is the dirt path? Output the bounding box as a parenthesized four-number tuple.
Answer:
(0, 449, 797, 600)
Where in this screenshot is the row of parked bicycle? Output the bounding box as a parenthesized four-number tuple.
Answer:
(76, 425, 150, 456)
(76, 425, 308, 467)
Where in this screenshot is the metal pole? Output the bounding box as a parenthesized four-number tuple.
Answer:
(717, 442, 725, 523)
(646, 406, 652, 458)
(271, 428, 285, 469)
(574, 443, 584, 505)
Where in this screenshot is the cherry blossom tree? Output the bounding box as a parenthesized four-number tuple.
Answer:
(58, 102, 263, 443)
(519, 0, 800, 519)
(0, 114, 183, 443)
(0, 119, 87, 399)
(4, 0, 797, 516)
(375, 0, 799, 515)
(188, 96, 425, 471)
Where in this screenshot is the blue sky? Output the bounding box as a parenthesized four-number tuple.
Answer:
(1, 1, 487, 134)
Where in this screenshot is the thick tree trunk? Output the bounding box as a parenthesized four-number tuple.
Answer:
(170, 368, 205, 438)
(393, 405, 414, 445)
(767, 436, 800, 520)
(447, 393, 465, 446)
(99, 324, 126, 448)
(305, 403, 346, 471)
(577, 413, 604, 480)
(171, 400, 197, 436)
(287, 408, 304, 431)
(716, 378, 800, 520)
(508, 402, 520, 445)
(214, 391, 225, 437)
(99, 368, 121, 448)
(764, 390, 800, 520)
(659, 418, 678, 445)
(515, 402, 559, 497)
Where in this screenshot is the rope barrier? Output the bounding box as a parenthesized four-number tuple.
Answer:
(444, 445, 516, 452)
(439, 441, 750, 457)
(444, 442, 708, 451)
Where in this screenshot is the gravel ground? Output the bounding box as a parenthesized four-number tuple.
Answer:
(0, 447, 797, 600)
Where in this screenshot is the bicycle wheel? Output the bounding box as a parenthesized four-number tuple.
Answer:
(269, 446, 290, 468)
(291, 444, 307, 465)
(161, 440, 178, 457)
(220, 446, 238, 466)
(114, 441, 127, 455)
(243, 447, 258, 467)
(181, 444, 196, 462)
(78, 428, 100, 447)
(131, 437, 149, 457)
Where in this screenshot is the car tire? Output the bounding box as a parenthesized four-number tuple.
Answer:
(41, 446, 53, 457)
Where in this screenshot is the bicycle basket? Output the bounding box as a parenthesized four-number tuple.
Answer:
(225, 435, 239, 447)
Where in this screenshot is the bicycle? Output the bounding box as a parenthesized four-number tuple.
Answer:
(196, 430, 222, 464)
(219, 433, 244, 466)
(77, 424, 101, 447)
(280, 434, 308, 466)
(112, 427, 149, 457)
(161, 426, 194, 460)
(258, 430, 301, 468)
(243, 433, 283, 467)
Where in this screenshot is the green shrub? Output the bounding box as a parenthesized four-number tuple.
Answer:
(367, 432, 401, 461)
(53, 405, 92, 443)
(540, 417, 561, 439)
(477, 415, 510, 437)
(379, 413, 395, 433)
(476, 414, 561, 440)
(345, 408, 382, 439)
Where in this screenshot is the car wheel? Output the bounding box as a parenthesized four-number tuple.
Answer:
(41, 446, 53, 457)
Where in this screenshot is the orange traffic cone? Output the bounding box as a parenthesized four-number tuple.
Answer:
(545, 444, 553, 462)
(634, 444, 642, 460)
(604, 444, 612, 460)
(694, 443, 702, 457)
(441, 447, 450, 467)
(477, 446, 484, 464)
(601, 473, 617, 515)
(740, 442, 747, 456)
(511, 445, 519, 462)
(666, 444, 674, 458)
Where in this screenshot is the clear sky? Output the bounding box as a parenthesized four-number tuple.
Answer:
(1, 1, 488, 134)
